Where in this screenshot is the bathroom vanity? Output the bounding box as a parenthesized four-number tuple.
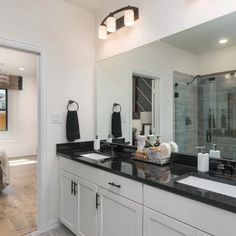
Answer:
(58, 11, 236, 236)
(57, 142, 236, 236)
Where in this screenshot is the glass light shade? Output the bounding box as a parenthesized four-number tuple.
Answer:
(98, 25, 107, 39)
(107, 16, 116, 32)
(124, 9, 134, 26)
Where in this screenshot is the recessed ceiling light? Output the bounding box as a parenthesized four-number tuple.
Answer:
(19, 67, 25, 71)
(219, 39, 228, 44)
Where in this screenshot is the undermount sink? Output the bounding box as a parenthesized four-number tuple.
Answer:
(176, 175, 236, 198)
(80, 153, 111, 161)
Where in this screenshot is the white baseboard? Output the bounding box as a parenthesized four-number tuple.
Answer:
(38, 219, 60, 234)
(47, 218, 61, 231)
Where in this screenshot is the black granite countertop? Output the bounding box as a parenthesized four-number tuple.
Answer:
(57, 142, 236, 214)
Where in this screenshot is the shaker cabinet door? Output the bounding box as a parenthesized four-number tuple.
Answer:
(78, 178, 98, 236)
(60, 170, 79, 235)
(98, 188, 142, 236)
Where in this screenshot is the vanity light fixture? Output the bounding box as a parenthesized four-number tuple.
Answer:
(219, 38, 228, 44)
(224, 72, 236, 80)
(107, 14, 116, 32)
(98, 24, 107, 39)
(19, 67, 25, 71)
(98, 5, 139, 40)
(124, 9, 135, 26)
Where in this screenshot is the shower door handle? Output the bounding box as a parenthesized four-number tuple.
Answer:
(206, 130, 211, 143)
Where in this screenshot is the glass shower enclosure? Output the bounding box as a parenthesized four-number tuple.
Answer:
(174, 70, 236, 159)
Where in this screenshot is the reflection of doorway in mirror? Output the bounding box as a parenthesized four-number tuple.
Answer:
(132, 74, 159, 145)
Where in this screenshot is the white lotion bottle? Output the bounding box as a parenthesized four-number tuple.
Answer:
(209, 144, 221, 159)
(196, 146, 209, 172)
(94, 135, 100, 151)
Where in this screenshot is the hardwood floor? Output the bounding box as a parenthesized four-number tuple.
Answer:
(0, 156, 37, 236)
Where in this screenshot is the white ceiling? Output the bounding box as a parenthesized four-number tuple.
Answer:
(161, 12, 236, 55)
(64, 0, 104, 12)
(0, 47, 37, 78)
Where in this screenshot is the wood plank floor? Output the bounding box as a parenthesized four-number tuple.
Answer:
(0, 156, 37, 236)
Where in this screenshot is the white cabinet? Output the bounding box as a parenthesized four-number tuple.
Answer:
(59, 157, 232, 236)
(78, 178, 98, 236)
(60, 170, 98, 236)
(144, 207, 197, 236)
(97, 187, 142, 236)
(60, 170, 79, 234)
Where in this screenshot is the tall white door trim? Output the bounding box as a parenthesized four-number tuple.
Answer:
(0, 37, 48, 232)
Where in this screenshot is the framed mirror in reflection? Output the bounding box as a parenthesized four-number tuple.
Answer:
(96, 11, 236, 160)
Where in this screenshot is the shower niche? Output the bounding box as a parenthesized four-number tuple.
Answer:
(174, 70, 236, 159)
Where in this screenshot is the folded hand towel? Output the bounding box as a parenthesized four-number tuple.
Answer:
(111, 112, 122, 138)
(168, 142, 179, 153)
(66, 110, 80, 142)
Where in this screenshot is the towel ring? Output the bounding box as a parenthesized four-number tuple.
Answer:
(67, 100, 79, 111)
(113, 103, 121, 112)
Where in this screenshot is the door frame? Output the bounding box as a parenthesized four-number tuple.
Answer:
(130, 68, 160, 144)
(0, 37, 48, 232)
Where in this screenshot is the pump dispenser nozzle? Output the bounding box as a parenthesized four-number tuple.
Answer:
(213, 144, 217, 151)
(196, 146, 206, 154)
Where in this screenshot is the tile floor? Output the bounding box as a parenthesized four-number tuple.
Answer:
(25, 226, 75, 236)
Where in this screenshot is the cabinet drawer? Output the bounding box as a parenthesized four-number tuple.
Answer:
(98, 169, 143, 204)
(59, 156, 98, 184)
(144, 185, 236, 236)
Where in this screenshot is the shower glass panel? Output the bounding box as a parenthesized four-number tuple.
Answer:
(174, 70, 236, 159)
(174, 71, 199, 154)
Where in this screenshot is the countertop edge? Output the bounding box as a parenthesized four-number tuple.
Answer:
(57, 152, 236, 214)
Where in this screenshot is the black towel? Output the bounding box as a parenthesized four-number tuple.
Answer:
(66, 110, 80, 141)
(111, 112, 122, 138)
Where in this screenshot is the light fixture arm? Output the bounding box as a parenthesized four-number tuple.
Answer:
(100, 5, 139, 28)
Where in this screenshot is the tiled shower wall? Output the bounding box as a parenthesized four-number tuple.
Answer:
(174, 70, 236, 159)
(174, 71, 198, 154)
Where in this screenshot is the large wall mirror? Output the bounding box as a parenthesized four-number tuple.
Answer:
(96, 11, 236, 160)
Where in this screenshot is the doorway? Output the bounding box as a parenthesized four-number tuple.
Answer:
(132, 73, 159, 145)
(0, 46, 38, 235)
(0, 38, 47, 235)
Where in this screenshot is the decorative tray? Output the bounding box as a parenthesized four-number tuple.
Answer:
(131, 157, 170, 166)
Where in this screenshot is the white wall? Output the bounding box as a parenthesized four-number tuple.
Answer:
(96, 0, 236, 60)
(0, 0, 95, 229)
(198, 45, 236, 75)
(0, 77, 37, 158)
(97, 40, 198, 143)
